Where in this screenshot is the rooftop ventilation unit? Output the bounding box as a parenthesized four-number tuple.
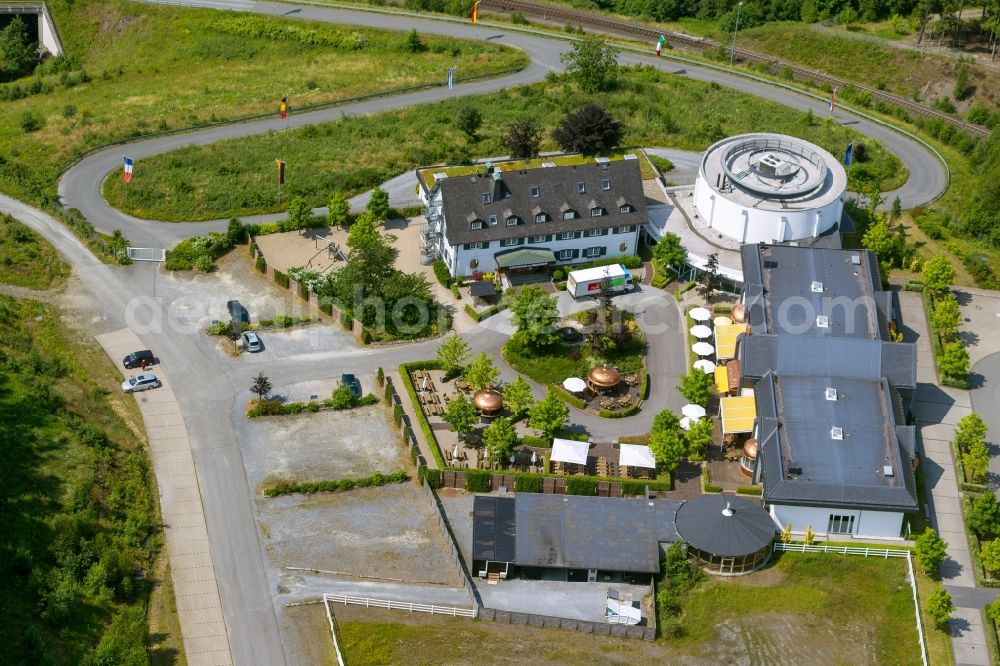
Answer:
(596, 156, 610, 169)
(851, 254, 862, 265)
(816, 315, 830, 328)
(825, 387, 838, 401)
(542, 162, 557, 168)
(434, 172, 447, 182)
(883, 465, 894, 477)
(830, 426, 844, 440)
(811, 281, 824, 293)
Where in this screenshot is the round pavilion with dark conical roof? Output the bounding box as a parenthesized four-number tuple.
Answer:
(473, 388, 503, 416)
(675, 494, 776, 575)
(587, 365, 620, 394)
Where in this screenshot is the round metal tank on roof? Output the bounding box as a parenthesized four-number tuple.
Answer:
(742, 438, 758, 460)
(473, 388, 503, 413)
(588, 365, 621, 389)
(675, 494, 776, 575)
(731, 303, 746, 323)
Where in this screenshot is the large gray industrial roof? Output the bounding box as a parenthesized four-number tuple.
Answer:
(675, 494, 777, 557)
(438, 160, 647, 246)
(473, 496, 516, 562)
(514, 494, 680, 574)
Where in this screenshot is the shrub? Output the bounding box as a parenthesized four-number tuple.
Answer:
(450, 283, 461, 300)
(274, 270, 289, 288)
(432, 259, 451, 286)
(598, 403, 640, 418)
(19, 110, 44, 133)
(566, 476, 597, 496)
(515, 475, 542, 492)
(255, 256, 266, 272)
(548, 384, 585, 409)
(376, 367, 385, 386)
(194, 255, 214, 272)
(319, 301, 333, 315)
(247, 400, 307, 417)
(736, 486, 763, 496)
(465, 469, 492, 492)
(423, 467, 442, 488)
(392, 403, 403, 425)
(552, 269, 565, 281)
(263, 470, 408, 496)
(330, 384, 358, 410)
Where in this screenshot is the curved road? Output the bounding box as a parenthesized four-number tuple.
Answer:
(59, 0, 948, 248)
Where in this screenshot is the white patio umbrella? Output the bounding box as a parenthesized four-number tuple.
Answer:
(531, 450, 537, 465)
(682, 404, 707, 419)
(509, 453, 516, 465)
(453, 445, 460, 460)
(679, 416, 694, 431)
(714, 315, 733, 327)
(422, 376, 429, 391)
(692, 341, 715, 356)
(693, 359, 716, 374)
(689, 307, 711, 322)
(690, 324, 712, 339)
(562, 377, 587, 393)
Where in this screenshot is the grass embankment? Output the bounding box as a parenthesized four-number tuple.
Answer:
(0, 0, 526, 207)
(0, 214, 70, 289)
(0, 295, 163, 664)
(106, 65, 904, 220)
(333, 551, 941, 663)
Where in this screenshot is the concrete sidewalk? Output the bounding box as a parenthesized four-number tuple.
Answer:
(97, 329, 234, 666)
(899, 291, 990, 666)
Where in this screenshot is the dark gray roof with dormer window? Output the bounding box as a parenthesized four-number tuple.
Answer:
(437, 160, 647, 246)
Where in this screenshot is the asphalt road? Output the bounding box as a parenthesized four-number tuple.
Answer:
(59, 0, 949, 248)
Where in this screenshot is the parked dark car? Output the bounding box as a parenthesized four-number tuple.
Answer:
(123, 349, 154, 369)
(227, 299, 249, 324)
(341, 373, 361, 398)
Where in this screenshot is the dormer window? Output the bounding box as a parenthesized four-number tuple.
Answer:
(470, 220, 484, 230)
(590, 207, 604, 217)
(488, 214, 498, 225)
(530, 186, 540, 198)
(535, 213, 548, 223)
(506, 216, 520, 227)
(562, 210, 577, 220)
(576, 182, 586, 194)
(601, 179, 611, 191)
(482, 193, 491, 204)
(619, 204, 632, 214)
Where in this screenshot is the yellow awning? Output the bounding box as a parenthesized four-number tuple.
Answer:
(721, 395, 756, 434)
(715, 323, 747, 360)
(714, 365, 729, 394)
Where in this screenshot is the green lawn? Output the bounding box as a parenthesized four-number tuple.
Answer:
(502, 323, 645, 387)
(0, 214, 70, 289)
(102, 65, 905, 221)
(0, 295, 162, 664)
(0, 0, 525, 206)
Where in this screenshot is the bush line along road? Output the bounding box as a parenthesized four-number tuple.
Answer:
(58, 0, 949, 248)
(0, 1, 955, 665)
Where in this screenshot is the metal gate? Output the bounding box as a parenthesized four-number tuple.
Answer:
(127, 247, 165, 262)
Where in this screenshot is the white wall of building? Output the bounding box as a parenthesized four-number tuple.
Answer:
(769, 503, 906, 540)
(692, 179, 844, 244)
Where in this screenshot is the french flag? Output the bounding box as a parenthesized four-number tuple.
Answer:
(123, 155, 134, 184)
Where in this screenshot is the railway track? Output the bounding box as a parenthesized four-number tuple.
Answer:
(483, 0, 992, 140)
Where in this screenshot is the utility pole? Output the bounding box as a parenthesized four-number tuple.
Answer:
(730, 2, 744, 67)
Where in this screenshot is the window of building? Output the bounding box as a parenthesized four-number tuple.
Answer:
(619, 204, 632, 214)
(616, 225, 632, 234)
(828, 515, 855, 535)
(501, 238, 519, 247)
(562, 210, 577, 220)
(488, 214, 498, 225)
(482, 193, 491, 204)
(584, 247, 602, 258)
(532, 235, 547, 243)
(463, 241, 487, 250)
(576, 181, 586, 194)
(470, 220, 484, 230)
(506, 216, 520, 227)
(585, 228, 604, 237)
(601, 179, 611, 191)
(530, 186, 540, 198)
(535, 213, 548, 223)
(591, 208, 604, 217)
(558, 249, 574, 260)
(559, 231, 576, 240)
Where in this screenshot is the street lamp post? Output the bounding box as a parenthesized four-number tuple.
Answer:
(730, 2, 743, 66)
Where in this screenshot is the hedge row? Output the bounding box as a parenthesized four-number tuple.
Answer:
(399, 361, 446, 468)
(701, 466, 722, 493)
(548, 383, 585, 409)
(598, 403, 641, 419)
(449, 467, 671, 495)
(736, 486, 763, 496)
(247, 393, 377, 417)
(262, 470, 408, 497)
(464, 302, 506, 323)
(274, 270, 289, 288)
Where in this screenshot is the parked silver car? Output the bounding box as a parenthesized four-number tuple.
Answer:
(121, 373, 161, 393)
(242, 331, 263, 353)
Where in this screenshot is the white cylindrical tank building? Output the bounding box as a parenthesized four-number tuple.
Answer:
(693, 133, 847, 244)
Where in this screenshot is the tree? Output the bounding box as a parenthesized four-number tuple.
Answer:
(649, 410, 686, 472)
(861, 219, 905, 267)
(989, 598, 1000, 625)
(442, 392, 478, 440)
(685, 417, 714, 459)
(457, 107, 482, 141)
(367, 186, 390, 221)
(327, 191, 351, 227)
(464, 352, 500, 391)
(926, 588, 955, 628)
(780, 522, 793, 544)
(955, 414, 989, 452)
(226, 218, 245, 245)
(889, 196, 902, 224)
(915, 527, 948, 576)
(483, 416, 518, 464)
(652, 232, 686, 276)
(503, 376, 535, 420)
(967, 492, 1000, 540)
(939, 340, 970, 382)
(677, 371, 713, 407)
(0, 16, 37, 80)
(529, 390, 569, 441)
(551, 103, 624, 154)
(981, 540, 1000, 576)
(930, 294, 962, 338)
(963, 438, 990, 484)
(504, 118, 541, 159)
(505, 285, 561, 347)
(285, 197, 313, 230)
(560, 36, 620, 93)
(250, 372, 272, 401)
(803, 524, 815, 545)
(405, 28, 425, 53)
(86, 606, 149, 666)
(923, 255, 956, 295)
(436, 334, 471, 374)
(696, 253, 720, 300)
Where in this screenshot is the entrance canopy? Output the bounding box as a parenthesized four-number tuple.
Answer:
(720, 395, 756, 434)
(619, 444, 656, 469)
(495, 248, 556, 270)
(551, 438, 589, 465)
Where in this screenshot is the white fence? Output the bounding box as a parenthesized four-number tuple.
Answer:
(323, 593, 477, 618)
(127, 247, 165, 262)
(773, 543, 927, 666)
